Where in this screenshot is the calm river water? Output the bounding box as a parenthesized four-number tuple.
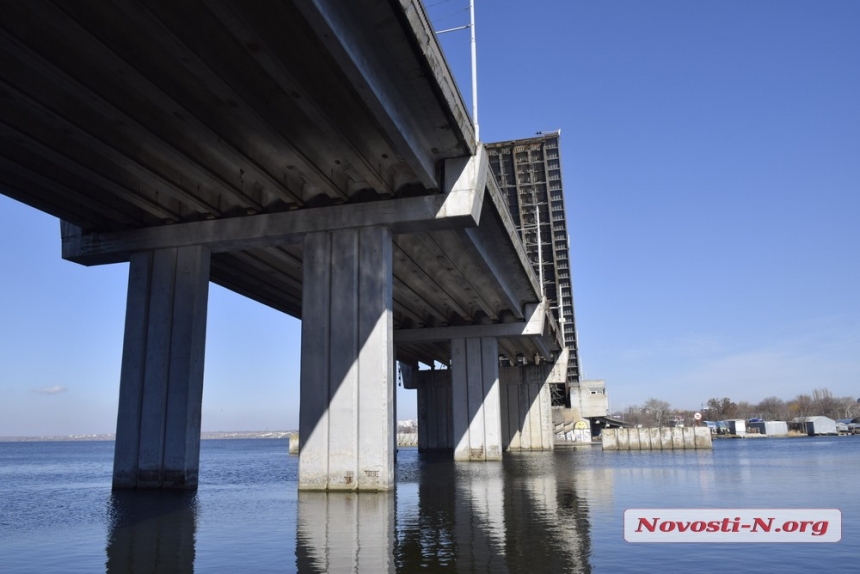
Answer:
(1, 437, 858, 572)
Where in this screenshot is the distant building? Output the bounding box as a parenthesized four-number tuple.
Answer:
(579, 380, 609, 418)
(486, 132, 580, 407)
(748, 421, 789, 436)
(790, 416, 837, 436)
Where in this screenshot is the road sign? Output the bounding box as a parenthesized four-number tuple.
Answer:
(694, 412, 702, 421)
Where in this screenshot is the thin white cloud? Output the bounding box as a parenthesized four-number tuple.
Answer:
(33, 385, 67, 395)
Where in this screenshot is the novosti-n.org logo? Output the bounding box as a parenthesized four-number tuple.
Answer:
(624, 509, 841, 543)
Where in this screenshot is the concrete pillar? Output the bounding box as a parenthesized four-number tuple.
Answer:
(299, 228, 394, 490)
(113, 246, 210, 490)
(414, 370, 454, 452)
(499, 363, 555, 452)
(451, 337, 502, 461)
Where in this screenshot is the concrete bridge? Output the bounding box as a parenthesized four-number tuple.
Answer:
(0, 0, 566, 490)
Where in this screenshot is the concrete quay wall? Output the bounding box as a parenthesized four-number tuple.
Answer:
(602, 427, 712, 450)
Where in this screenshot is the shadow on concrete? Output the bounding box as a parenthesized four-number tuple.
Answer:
(500, 363, 557, 452)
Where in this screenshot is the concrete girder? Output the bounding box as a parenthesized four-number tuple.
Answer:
(395, 300, 549, 343)
(0, 120, 179, 224)
(0, 20, 273, 214)
(0, 0, 476, 225)
(62, 190, 483, 266)
(208, 252, 303, 318)
(293, 0, 474, 189)
(391, 273, 450, 326)
(395, 298, 561, 365)
(392, 237, 475, 321)
(0, 154, 139, 230)
(204, 0, 395, 198)
(87, 0, 344, 203)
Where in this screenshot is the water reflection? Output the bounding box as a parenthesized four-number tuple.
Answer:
(101, 451, 592, 573)
(296, 491, 396, 573)
(500, 454, 592, 574)
(293, 452, 592, 573)
(106, 491, 197, 573)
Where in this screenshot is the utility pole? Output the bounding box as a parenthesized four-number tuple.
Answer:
(435, 1, 478, 140)
(469, 0, 478, 141)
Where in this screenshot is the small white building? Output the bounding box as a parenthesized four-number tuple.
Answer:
(748, 421, 789, 436)
(802, 416, 837, 436)
(726, 419, 747, 437)
(579, 379, 609, 418)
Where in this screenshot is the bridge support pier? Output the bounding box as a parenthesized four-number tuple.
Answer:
(499, 362, 557, 451)
(413, 370, 454, 452)
(299, 228, 394, 490)
(452, 337, 503, 461)
(113, 246, 210, 489)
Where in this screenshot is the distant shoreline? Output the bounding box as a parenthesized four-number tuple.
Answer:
(0, 431, 297, 442)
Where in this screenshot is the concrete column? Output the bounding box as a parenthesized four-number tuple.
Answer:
(299, 228, 394, 490)
(499, 363, 557, 452)
(113, 246, 210, 489)
(414, 370, 454, 452)
(451, 337, 502, 461)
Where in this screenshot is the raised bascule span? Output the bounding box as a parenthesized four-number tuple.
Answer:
(0, 0, 570, 490)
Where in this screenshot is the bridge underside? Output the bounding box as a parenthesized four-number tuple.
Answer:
(1, 0, 565, 490)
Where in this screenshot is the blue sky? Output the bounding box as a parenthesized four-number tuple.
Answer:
(2, 1, 858, 435)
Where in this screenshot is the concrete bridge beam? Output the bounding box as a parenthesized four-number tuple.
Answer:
(299, 227, 394, 490)
(113, 245, 210, 489)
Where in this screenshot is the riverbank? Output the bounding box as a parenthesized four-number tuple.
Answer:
(0, 430, 295, 442)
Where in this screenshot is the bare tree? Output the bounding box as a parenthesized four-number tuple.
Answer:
(789, 394, 814, 419)
(622, 405, 647, 427)
(837, 396, 860, 420)
(812, 388, 839, 418)
(707, 397, 737, 420)
(643, 398, 672, 427)
(736, 401, 756, 420)
(756, 396, 787, 420)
